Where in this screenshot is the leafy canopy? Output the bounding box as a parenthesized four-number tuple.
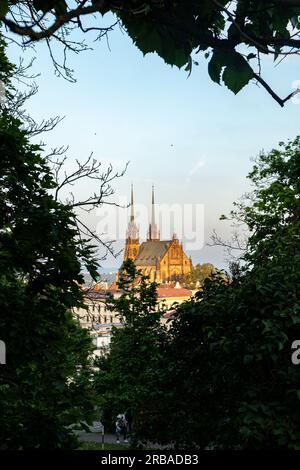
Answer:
(0, 41, 99, 449)
(164, 137, 300, 449)
(1, 1, 300, 104)
(94, 259, 169, 442)
(94, 139, 300, 449)
(183, 262, 217, 289)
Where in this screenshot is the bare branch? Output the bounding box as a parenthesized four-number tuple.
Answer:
(4, 1, 300, 104)
(208, 226, 249, 265)
(75, 217, 123, 261)
(51, 153, 128, 263)
(253, 73, 300, 107)
(3, 1, 115, 42)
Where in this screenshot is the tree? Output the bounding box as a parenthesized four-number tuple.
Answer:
(234, 138, 300, 265)
(0, 39, 105, 448)
(165, 137, 300, 449)
(93, 138, 300, 449)
(93, 259, 169, 444)
(183, 262, 216, 289)
(2, 1, 300, 104)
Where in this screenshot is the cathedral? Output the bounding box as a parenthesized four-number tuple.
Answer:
(124, 185, 192, 283)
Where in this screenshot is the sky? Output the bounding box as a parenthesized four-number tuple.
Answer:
(7, 15, 300, 270)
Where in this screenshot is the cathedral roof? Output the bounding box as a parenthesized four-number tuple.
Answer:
(134, 240, 172, 266)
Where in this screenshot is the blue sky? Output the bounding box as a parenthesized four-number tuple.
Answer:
(7, 17, 300, 269)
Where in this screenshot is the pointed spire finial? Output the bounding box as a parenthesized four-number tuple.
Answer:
(126, 184, 139, 242)
(148, 184, 159, 240)
(151, 184, 155, 227)
(130, 183, 134, 222)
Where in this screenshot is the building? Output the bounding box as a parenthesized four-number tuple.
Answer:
(75, 280, 193, 354)
(75, 186, 194, 354)
(157, 282, 192, 327)
(74, 287, 124, 357)
(124, 185, 192, 283)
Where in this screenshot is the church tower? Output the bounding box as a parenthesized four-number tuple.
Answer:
(147, 185, 160, 241)
(124, 184, 140, 260)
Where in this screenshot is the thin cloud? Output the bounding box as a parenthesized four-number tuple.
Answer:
(186, 158, 206, 182)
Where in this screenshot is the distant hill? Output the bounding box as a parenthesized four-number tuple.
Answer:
(82, 268, 117, 286)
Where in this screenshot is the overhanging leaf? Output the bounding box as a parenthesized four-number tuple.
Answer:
(33, 0, 56, 13)
(222, 52, 254, 94)
(122, 16, 190, 68)
(54, 0, 67, 15)
(208, 48, 254, 93)
(0, 0, 8, 17)
(208, 49, 225, 84)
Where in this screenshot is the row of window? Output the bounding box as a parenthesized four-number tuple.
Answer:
(90, 303, 107, 313)
(74, 304, 108, 314)
(80, 314, 115, 324)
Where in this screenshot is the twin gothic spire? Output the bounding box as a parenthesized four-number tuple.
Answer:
(127, 185, 160, 241)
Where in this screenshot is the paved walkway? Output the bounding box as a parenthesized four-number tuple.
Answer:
(76, 430, 173, 450)
(77, 430, 129, 446)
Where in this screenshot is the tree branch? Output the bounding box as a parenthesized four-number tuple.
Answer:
(253, 73, 300, 107)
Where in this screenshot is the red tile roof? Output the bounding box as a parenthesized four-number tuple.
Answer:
(157, 286, 192, 298)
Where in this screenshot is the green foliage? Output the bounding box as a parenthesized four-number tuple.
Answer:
(3, 1, 300, 101)
(0, 48, 99, 448)
(0, 1, 8, 18)
(183, 263, 216, 289)
(208, 48, 253, 94)
(120, 15, 193, 69)
(168, 258, 300, 448)
(0, 36, 14, 87)
(165, 139, 300, 449)
(233, 137, 300, 265)
(94, 140, 300, 449)
(106, 259, 160, 328)
(32, 0, 67, 15)
(93, 260, 169, 442)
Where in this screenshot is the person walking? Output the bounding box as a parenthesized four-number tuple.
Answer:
(115, 414, 128, 443)
(124, 408, 133, 435)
